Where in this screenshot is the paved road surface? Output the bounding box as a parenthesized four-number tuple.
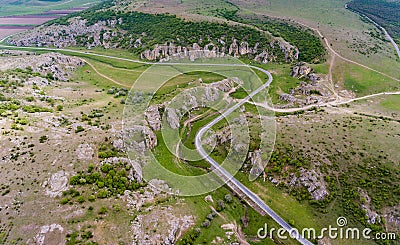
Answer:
(0, 41, 313, 244)
(195, 65, 313, 245)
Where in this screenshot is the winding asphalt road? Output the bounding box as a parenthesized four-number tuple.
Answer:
(195, 65, 313, 245)
(0, 40, 312, 244)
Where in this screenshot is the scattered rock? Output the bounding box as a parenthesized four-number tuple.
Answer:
(205, 195, 214, 203)
(76, 143, 94, 160)
(43, 171, 69, 198)
(31, 224, 64, 245)
(296, 169, 329, 201)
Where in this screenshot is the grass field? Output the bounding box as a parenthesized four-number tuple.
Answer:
(333, 59, 400, 96)
(83, 58, 148, 88)
(380, 94, 400, 112)
(231, 0, 400, 79)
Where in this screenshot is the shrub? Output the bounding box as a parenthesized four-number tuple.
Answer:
(75, 126, 85, 133)
(39, 135, 48, 143)
(97, 190, 108, 199)
(98, 206, 108, 214)
(60, 197, 69, 205)
(76, 196, 85, 203)
(88, 195, 96, 202)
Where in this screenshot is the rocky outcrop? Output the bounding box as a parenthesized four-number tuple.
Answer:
(383, 205, 400, 231)
(8, 14, 301, 64)
(210, 78, 241, 92)
(290, 62, 314, 79)
(164, 86, 221, 129)
(141, 38, 299, 63)
(145, 105, 162, 131)
(8, 17, 123, 49)
(248, 150, 265, 177)
(75, 143, 94, 160)
(0, 52, 84, 81)
(123, 125, 158, 153)
(359, 188, 382, 224)
(130, 205, 195, 245)
(278, 62, 349, 107)
(42, 171, 70, 198)
(32, 224, 64, 245)
(289, 169, 329, 201)
(279, 93, 298, 103)
(141, 42, 225, 62)
(165, 108, 180, 129)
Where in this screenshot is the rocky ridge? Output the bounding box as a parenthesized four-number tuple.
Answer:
(0, 51, 84, 81)
(141, 38, 299, 63)
(8, 17, 299, 64)
(8, 17, 123, 49)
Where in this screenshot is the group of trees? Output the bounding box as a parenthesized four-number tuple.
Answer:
(248, 17, 326, 63)
(220, 10, 326, 63)
(347, 0, 400, 42)
(48, 0, 327, 64)
(47, 0, 327, 64)
(69, 160, 145, 198)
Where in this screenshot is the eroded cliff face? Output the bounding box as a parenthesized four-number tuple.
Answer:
(8, 16, 299, 64)
(140, 38, 299, 63)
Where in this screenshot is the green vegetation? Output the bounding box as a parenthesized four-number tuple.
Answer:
(380, 95, 400, 111)
(232, 14, 326, 63)
(22, 105, 53, 113)
(337, 62, 400, 96)
(152, 71, 225, 104)
(97, 142, 119, 159)
(50, 4, 303, 63)
(69, 160, 145, 198)
(66, 226, 96, 245)
(348, 0, 400, 42)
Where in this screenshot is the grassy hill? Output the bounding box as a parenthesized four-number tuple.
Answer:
(347, 0, 400, 43)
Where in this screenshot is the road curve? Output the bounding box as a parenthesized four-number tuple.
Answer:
(195, 65, 313, 245)
(0, 41, 313, 244)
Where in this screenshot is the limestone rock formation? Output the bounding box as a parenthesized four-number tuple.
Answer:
(165, 108, 180, 129)
(0, 52, 84, 81)
(290, 62, 314, 79)
(124, 125, 158, 153)
(145, 105, 162, 131)
(43, 171, 70, 198)
(8, 17, 123, 49)
(289, 169, 329, 201)
(210, 78, 240, 92)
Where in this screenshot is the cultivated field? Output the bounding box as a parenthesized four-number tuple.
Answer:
(0, 0, 100, 17)
(0, 27, 34, 40)
(0, 16, 57, 25)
